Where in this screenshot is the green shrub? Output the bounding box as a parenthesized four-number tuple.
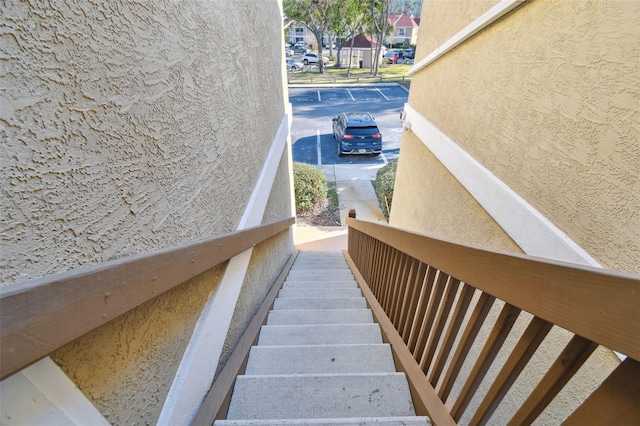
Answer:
(293, 162, 328, 212)
(375, 160, 398, 219)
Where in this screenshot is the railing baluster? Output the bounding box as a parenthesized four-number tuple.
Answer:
(399, 261, 428, 344)
(471, 316, 554, 425)
(415, 271, 450, 368)
(407, 266, 437, 355)
(451, 302, 521, 421)
(562, 358, 640, 425)
(439, 292, 495, 402)
(376, 243, 392, 301)
(382, 248, 401, 313)
(423, 278, 461, 376)
(362, 233, 372, 281)
(390, 253, 412, 327)
(509, 335, 598, 426)
(395, 258, 419, 339)
(376, 240, 389, 296)
(374, 239, 386, 294)
(429, 283, 476, 386)
(386, 251, 404, 321)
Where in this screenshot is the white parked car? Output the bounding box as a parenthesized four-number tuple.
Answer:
(302, 53, 329, 65)
(286, 59, 303, 72)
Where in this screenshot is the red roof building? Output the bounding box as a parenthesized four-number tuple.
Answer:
(387, 13, 420, 46)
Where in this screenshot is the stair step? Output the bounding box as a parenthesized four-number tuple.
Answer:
(296, 252, 345, 258)
(292, 261, 350, 267)
(287, 270, 354, 280)
(273, 297, 367, 310)
(258, 324, 382, 345)
(226, 373, 415, 420)
(245, 344, 396, 374)
(215, 416, 431, 425)
(266, 309, 373, 325)
(282, 280, 357, 289)
(293, 259, 346, 265)
(278, 288, 362, 299)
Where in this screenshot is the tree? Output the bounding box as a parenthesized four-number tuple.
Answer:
(283, 0, 335, 73)
(393, 0, 422, 16)
(365, 0, 393, 76)
(327, 0, 368, 74)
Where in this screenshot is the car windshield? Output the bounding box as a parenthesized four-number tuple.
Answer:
(345, 126, 379, 135)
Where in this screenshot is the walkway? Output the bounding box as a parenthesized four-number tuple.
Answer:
(294, 164, 387, 251)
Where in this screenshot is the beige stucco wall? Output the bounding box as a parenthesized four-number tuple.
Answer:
(391, 131, 523, 252)
(50, 263, 227, 424)
(397, 0, 640, 274)
(1, 0, 289, 284)
(418, 0, 500, 54)
(2, 0, 294, 423)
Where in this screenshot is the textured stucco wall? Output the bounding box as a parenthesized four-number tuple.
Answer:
(1, 0, 288, 284)
(51, 264, 227, 425)
(2, 0, 293, 423)
(390, 131, 523, 252)
(418, 0, 500, 54)
(401, 0, 640, 274)
(218, 147, 295, 378)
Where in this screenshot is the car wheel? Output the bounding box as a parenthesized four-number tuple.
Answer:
(303, 59, 309, 65)
(338, 144, 344, 157)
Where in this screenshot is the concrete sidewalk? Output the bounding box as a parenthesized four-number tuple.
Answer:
(294, 164, 388, 251)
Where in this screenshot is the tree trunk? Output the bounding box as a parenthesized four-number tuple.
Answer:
(347, 36, 356, 77)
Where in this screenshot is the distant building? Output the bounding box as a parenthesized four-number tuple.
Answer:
(387, 13, 420, 46)
(337, 35, 383, 68)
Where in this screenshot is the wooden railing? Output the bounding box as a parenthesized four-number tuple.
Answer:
(0, 217, 294, 381)
(346, 217, 640, 425)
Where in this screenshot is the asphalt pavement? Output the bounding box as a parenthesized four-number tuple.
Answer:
(290, 83, 407, 251)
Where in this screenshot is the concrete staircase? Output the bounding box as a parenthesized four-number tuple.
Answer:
(215, 251, 431, 425)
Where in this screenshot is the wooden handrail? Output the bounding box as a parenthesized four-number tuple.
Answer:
(347, 218, 639, 360)
(0, 217, 294, 381)
(346, 217, 640, 425)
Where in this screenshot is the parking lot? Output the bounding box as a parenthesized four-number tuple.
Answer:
(289, 84, 408, 166)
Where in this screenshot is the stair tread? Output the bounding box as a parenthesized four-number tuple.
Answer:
(282, 281, 358, 289)
(215, 416, 431, 425)
(278, 288, 362, 298)
(258, 323, 382, 345)
(245, 343, 396, 374)
(267, 309, 373, 325)
(273, 297, 367, 310)
(226, 373, 416, 420)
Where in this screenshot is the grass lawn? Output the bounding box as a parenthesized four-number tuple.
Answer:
(288, 63, 412, 89)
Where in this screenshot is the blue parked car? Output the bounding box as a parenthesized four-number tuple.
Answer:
(332, 112, 382, 156)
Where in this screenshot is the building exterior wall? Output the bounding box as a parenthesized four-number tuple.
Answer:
(394, 0, 640, 274)
(2, 0, 293, 422)
(392, 131, 523, 252)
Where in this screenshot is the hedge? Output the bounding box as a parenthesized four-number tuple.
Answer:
(375, 160, 398, 219)
(292, 162, 328, 212)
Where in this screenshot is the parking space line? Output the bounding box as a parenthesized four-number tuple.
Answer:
(316, 130, 322, 165)
(317, 91, 321, 102)
(347, 89, 355, 101)
(375, 88, 390, 101)
(380, 151, 388, 165)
